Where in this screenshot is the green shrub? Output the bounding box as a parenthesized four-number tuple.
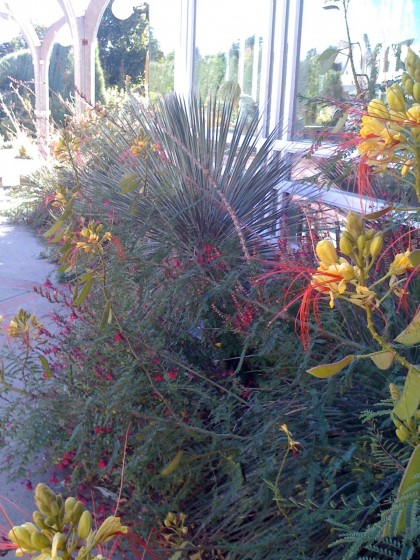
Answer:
(1, 92, 418, 559)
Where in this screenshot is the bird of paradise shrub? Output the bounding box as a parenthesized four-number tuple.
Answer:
(281, 206, 420, 537)
(358, 47, 420, 202)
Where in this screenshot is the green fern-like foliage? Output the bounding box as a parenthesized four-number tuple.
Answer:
(333, 485, 419, 559)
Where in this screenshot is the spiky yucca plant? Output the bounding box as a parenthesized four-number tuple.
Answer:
(69, 91, 312, 263)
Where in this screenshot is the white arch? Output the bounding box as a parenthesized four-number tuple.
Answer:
(0, 0, 111, 154)
(3, 2, 67, 155)
(57, 0, 110, 114)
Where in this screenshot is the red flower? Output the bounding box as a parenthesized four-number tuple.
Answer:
(49, 473, 59, 484)
(97, 458, 107, 468)
(168, 368, 179, 380)
(113, 332, 124, 342)
(25, 480, 33, 490)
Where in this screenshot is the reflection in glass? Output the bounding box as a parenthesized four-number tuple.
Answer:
(294, 0, 420, 140)
(195, 0, 268, 122)
(148, 0, 179, 97)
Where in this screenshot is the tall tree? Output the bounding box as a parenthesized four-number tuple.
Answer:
(0, 35, 27, 58)
(97, 4, 150, 87)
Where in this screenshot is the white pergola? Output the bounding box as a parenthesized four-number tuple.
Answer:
(0, 0, 306, 157)
(0, 0, 111, 155)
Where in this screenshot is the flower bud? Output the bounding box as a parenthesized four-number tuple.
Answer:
(70, 501, 84, 524)
(51, 533, 66, 557)
(21, 523, 38, 535)
(405, 48, 418, 68)
(369, 232, 384, 259)
(316, 239, 339, 267)
(63, 497, 77, 523)
(404, 77, 414, 96)
(413, 82, 420, 103)
(339, 235, 354, 256)
(342, 229, 355, 242)
(386, 84, 406, 112)
(401, 71, 411, 85)
(396, 424, 410, 443)
(77, 510, 92, 540)
(346, 212, 364, 240)
(367, 98, 389, 120)
(31, 531, 51, 550)
(35, 484, 60, 518)
(32, 512, 48, 530)
(356, 234, 366, 255)
(8, 527, 34, 551)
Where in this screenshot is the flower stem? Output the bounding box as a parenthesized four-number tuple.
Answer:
(365, 306, 412, 371)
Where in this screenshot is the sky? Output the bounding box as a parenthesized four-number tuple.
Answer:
(300, 0, 420, 59)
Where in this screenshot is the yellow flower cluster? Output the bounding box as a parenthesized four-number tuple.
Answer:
(8, 484, 127, 560)
(53, 130, 80, 163)
(51, 186, 70, 209)
(358, 48, 420, 199)
(75, 221, 112, 253)
(311, 212, 413, 310)
(8, 308, 43, 340)
(312, 239, 356, 308)
(129, 129, 156, 157)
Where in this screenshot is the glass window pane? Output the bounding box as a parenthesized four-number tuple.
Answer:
(148, 0, 180, 97)
(194, 0, 269, 117)
(294, 0, 420, 139)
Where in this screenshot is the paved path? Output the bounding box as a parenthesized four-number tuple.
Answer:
(0, 216, 61, 526)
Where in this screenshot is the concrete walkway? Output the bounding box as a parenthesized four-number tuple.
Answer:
(0, 216, 61, 526)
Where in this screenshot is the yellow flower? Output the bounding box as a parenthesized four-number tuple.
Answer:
(360, 115, 387, 139)
(315, 239, 339, 267)
(7, 309, 43, 339)
(333, 261, 356, 281)
(311, 273, 340, 293)
(367, 99, 389, 120)
(80, 228, 99, 243)
(406, 104, 420, 124)
(75, 242, 92, 252)
(91, 516, 128, 546)
(357, 138, 386, 159)
(389, 250, 412, 275)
